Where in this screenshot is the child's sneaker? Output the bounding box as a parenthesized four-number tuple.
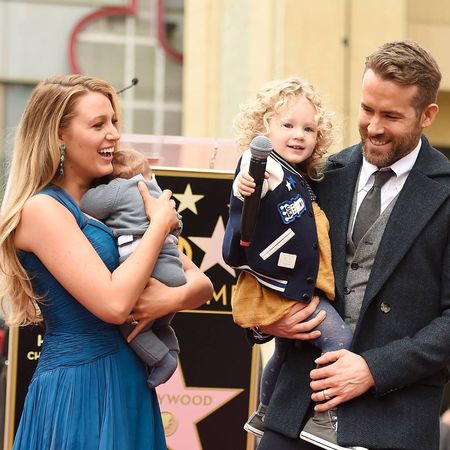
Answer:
(243, 403, 267, 437)
(300, 409, 368, 450)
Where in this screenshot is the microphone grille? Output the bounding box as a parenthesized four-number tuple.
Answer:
(249, 136, 273, 160)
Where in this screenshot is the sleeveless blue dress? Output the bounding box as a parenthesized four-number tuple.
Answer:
(13, 186, 166, 450)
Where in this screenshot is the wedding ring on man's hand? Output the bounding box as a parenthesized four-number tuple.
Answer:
(131, 314, 139, 326)
(323, 389, 331, 401)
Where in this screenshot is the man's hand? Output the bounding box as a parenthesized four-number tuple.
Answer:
(309, 349, 375, 412)
(259, 296, 326, 340)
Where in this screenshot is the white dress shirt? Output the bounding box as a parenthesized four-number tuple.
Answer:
(351, 140, 421, 233)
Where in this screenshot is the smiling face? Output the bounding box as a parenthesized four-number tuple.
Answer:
(59, 91, 120, 186)
(267, 95, 318, 166)
(358, 69, 437, 168)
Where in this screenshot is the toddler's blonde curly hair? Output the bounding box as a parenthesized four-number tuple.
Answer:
(233, 76, 335, 180)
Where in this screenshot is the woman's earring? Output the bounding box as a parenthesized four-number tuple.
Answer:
(59, 144, 66, 176)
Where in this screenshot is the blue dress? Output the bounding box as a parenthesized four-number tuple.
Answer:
(13, 186, 166, 450)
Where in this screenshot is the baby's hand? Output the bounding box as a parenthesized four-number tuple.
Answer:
(237, 172, 256, 197)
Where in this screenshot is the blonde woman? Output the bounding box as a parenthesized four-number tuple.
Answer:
(0, 75, 212, 450)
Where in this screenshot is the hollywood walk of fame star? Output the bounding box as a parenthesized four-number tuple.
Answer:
(156, 364, 244, 450)
(173, 184, 205, 214)
(189, 217, 236, 277)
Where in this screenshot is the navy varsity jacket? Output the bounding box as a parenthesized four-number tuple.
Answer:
(222, 150, 320, 303)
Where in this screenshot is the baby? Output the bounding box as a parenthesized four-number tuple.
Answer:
(81, 148, 185, 388)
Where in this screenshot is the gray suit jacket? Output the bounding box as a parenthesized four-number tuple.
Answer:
(264, 136, 450, 450)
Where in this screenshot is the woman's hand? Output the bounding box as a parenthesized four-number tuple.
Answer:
(126, 253, 213, 342)
(127, 278, 175, 341)
(138, 182, 180, 232)
(259, 296, 326, 340)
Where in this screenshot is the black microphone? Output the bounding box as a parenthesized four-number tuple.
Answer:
(116, 78, 139, 94)
(240, 136, 273, 247)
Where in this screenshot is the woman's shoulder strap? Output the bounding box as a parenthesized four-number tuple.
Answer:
(38, 186, 87, 228)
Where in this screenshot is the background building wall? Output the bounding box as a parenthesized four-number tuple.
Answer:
(1, 0, 450, 187)
(183, 0, 450, 153)
(408, 0, 450, 147)
(0, 0, 184, 196)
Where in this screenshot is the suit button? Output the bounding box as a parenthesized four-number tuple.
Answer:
(301, 293, 310, 301)
(308, 210, 313, 217)
(312, 242, 318, 249)
(344, 287, 351, 295)
(306, 277, 314, 284)
(350, 262, 359, 270)
(380, 302, 391, 313)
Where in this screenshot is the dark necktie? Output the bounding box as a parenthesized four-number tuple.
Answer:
(352, 169, 394, 246)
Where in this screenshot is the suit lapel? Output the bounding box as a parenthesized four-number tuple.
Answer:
(318, 138, 450, 316)
(362, 148, 450, 305)
(316, 146, 362, 303)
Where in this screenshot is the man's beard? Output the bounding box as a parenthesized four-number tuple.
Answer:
(360, 125, 422, 168)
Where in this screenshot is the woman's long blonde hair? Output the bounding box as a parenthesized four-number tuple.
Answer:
(233, 76, 335, 180)
(0, 75, 121, 326)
